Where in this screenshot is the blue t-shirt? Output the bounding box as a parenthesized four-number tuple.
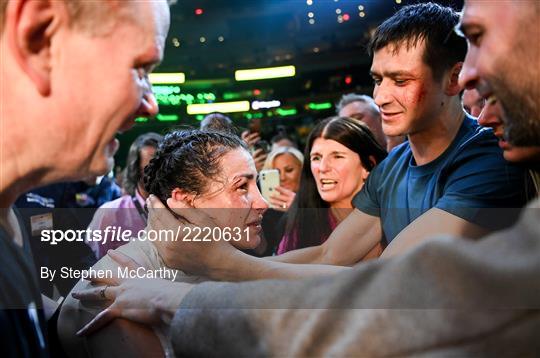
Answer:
(353, 115, 531, 244)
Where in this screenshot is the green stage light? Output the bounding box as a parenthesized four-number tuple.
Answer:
(308, 102, 333, 110)
(276, 108, 297, 116)
(157, 114, 179, 122)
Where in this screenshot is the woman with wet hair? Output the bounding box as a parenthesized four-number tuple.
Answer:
(59, 129, 268, 357)
(277, 116, 387, 256)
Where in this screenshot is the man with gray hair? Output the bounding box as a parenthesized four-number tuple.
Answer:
(337, 93, 404, 151)
(0, 0, 171, 356)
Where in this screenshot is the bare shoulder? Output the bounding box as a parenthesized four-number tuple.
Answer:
(57, 246, 161, 357)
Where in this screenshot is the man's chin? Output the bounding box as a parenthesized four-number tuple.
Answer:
(86, 157, 114, 178)
(382, 125, 406, 138)
(505, 118, 540, 147)
(495, 77, 540, 146)
(503, 146, 540, 164)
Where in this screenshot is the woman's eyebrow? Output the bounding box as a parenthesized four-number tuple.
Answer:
(232, 173, 256, 182)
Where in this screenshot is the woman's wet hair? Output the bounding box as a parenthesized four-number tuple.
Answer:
(143, 129, 246, 205)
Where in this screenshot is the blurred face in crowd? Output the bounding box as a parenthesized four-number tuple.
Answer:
(477, 99, 540, 163)
(459, 0, 540, 146)
(462, 88, 485, 117)
(310, 138, 369, 208)
(371, 40, 448, 138)
(177, 148, 268, 250)
(273, 153, 302, 192)
(138, 145, 157, 197)
(339, 101, 387, 148)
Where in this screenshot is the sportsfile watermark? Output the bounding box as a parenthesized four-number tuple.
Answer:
(40, 226, 251, 245)
(1, 206, 534, 310)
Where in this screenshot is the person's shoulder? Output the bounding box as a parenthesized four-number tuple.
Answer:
(374, 140, 411, 173)
(447, 115, 502, 164)
(117, 240, 156, 269)
(97, 194, 131, 209)
(458, 115, 499, 148)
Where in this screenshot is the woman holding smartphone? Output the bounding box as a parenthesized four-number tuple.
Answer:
(261, 146, 304, 211)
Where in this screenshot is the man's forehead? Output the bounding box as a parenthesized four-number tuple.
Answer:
(459, 1, 530, 49)
(127, 1, 170, 62)
(461, 1, 517, 28)
(460, 0, 485, 26)
(129, 1, 170, 39)
(377, 37, 426, 58)
(371, 39, 426, 70)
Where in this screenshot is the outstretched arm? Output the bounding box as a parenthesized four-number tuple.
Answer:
(270, 209, 383, 266)
(72, 207, 540, 356)
(169, 208, 540, 356)
(382, 207, 489, 258)
(147, 195, 352, 281)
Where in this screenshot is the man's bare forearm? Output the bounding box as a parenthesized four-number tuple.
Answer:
(206, 250, 349, 281)
(266, 245, 327, 264)
(268, 210, 383, 267)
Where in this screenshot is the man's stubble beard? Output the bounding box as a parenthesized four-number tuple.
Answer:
(494, 29, 540, 146)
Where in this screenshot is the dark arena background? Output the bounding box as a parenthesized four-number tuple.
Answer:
(116, 0, 463, 166)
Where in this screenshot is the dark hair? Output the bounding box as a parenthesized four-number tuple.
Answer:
(200, 113, 236, 134)
(336, 93, 380, 117)
(123, 132, 163, 196)
(282, 117, 387, 251)
(143, 130, 246, 205)
(368, 3, 467, 81)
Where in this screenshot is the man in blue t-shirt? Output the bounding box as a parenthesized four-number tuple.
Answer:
(272, 3, 530, 267)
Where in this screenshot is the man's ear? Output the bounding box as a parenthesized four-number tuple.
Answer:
(167, 188, 196, 209)
(6, 0, 61, 96)
(445, 62, 463, 96)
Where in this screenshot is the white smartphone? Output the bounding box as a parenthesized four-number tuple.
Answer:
(259, 169, 280, 202)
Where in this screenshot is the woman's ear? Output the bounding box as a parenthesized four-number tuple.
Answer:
(167, 188, 196, 209)
(361, 167, 370, 181)
(361, 155, 378, 181)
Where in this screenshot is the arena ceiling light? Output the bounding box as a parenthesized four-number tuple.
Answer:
(235, 66, 296, 81)
(187, 101, 251, 115)
(252, 100, 281, 110)
(149, 72, 186, 84)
